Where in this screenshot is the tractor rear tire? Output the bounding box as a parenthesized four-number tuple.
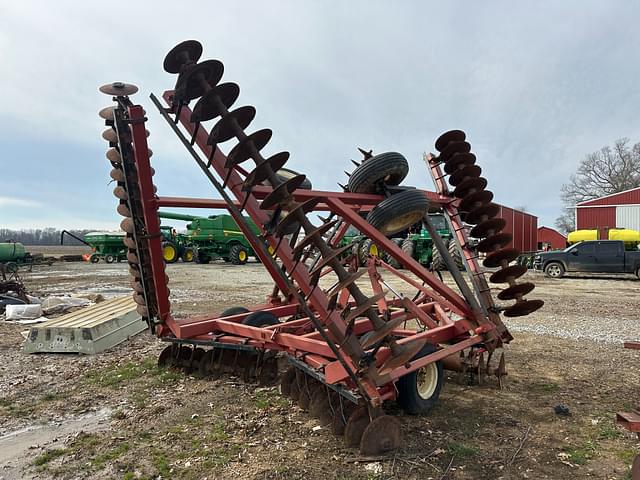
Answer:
(384, 238, 404, 269)
(431, 241, 447, 271)
(401, 238, 415, 260)
(242, 311, 280, 327)
(347, 152, 409, 194)
(229, 244, 249, 265)
(162, 242, 178, 263)
(448, 240, 464, 270)
(359, 239, 381, 265)
(366, 190, 429, 237)
(396, 343, 444, 415)
(181, 247, 195, 263)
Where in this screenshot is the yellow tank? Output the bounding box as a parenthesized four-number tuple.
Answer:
(567, 229, 598, 245)
(608, 229, 640, 244)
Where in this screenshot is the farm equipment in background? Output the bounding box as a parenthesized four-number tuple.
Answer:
(97, 39, 543, 455)
(83, 231, 127, 263)
(0, 241, 52, 272)
(159, 225, 193, 263)
(568, 228, 640, 250)
(158, 210, 259, 264)
(400, 214, 464, 271)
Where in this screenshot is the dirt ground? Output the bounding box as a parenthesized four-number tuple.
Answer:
(1, 247, 639, 479)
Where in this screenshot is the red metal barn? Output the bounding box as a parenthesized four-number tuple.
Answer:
(576, 187, 640, 238)
(495, 205, 538, 252)
(537, 226, 567, 250)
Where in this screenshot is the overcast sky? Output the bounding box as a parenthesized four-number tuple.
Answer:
(1, 1, 639, 230)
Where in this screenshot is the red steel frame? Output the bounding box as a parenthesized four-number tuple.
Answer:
(122, 91, 513, 402)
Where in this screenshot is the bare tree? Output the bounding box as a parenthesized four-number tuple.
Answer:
(555, 138, 640, 233)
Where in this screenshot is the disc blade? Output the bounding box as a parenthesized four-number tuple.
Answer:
(476, 232, 513, 253)
(435, 129, 466, 152)
(483, 247, 520, 268)
(190, 83, 240, 123)
(459, 190, 494, 213)
(453, 176, 488, 199)
(488, 264, 527, 284)
(242, 152, 290, 190)
(463, 203, 501, 225)
(359, 415, 402, 456)
(344, 407, 370, 447)
(163, 40, 203, 73)
(225, 129, 272, 168)
(440, 141, 471, 164)
(208, 106, 256, 145)
(497, 282, 535, 300)
(99, 82, 138, 96)
(469, 218, 506, 238)
(449, 164, 481, 187)
(443, 152, 476, 174)
(503, 299, 544, 317)
(260, 175, 308, 210)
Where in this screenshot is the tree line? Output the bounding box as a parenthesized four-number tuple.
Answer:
(0, 228, 94, 246)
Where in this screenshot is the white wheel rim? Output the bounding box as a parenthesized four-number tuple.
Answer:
(548, 265, 560, 277)
(417, 363, 438, 399)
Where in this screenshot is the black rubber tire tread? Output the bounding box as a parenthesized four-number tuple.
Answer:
(385, 238, 404, 269)
(431, 240, 447, 271)
(162, 241, 178, 263)
(242, 310, 280, 327)
(267, 168, 312, 190)
(221, 306, 250, 317)
(104, 255, 115, 264)
(396, 343, 444, 415)
(347, 152, 409, 194)
(181, 247, 195, 262)
(229, 244, 249, 265)
(194, 248, 210, 264)
(401, 238, 415, 260)
(358, 239, 380, 265)
(366, 190, 429, 237)
(448, 240, 464, 270)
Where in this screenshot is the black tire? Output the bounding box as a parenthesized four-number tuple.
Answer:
(104, 254, 115, 264)
(347, 152, 409, 194)
(229, 244, 249, 265)
(396, 343, 444, 415)
(448, 240, 464, 270)
(4, 262, 18, 274)
(544, 262, 565, 279)
(221, 306, 250, 317)
(401, 238, 415, 260)
(366, 190, 429, 237)
(195, 248, 210, 264)
(267, 168, 313, 190)
(431, 241, 447, 271)
(89, 254, 100, 264)
(384, 238, 404, 269)
(242, 311, 280, 327)
(162, 241, 179, 263)
(181, 247, 195, 263)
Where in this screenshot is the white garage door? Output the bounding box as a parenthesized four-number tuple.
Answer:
(616, 205, 640, 230)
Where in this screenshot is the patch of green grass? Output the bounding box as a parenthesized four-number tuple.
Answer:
(91, 442, 130, 468)
(563, 441, 597, 465)
(616, 448, 638, 463)
(530, 381, 560, 394)
(84, 357, 181, 390)
(151, 448, 171, 477)
(33, 448, 68, 466)
(597, 423, 623, 440)
(447, 441, 479, 458)
(254, 389, 289, 410)
(41, 392, 60, 402)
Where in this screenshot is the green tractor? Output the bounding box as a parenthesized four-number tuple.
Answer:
(84, 231, 128, 263)
(400, 214, 463, 270)
(158, 211, 259, 265)
(159, 226, 194, 263)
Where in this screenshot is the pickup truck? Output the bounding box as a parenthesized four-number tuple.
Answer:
(533, 240, 640, 278)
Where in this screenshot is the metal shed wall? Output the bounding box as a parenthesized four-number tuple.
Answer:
(578, 187, 640, 207)
(616, 205, 640, 230)
(537, 226, 567, 250)
(496, 206, 538, 252)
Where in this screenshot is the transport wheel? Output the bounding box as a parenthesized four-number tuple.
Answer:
(396, 343, 444, 415)
(242, 311, 280, 327)
(104, 255, 115, 264)
(384, 238, 403, 269)
(366, 190, 429, 236)
(89, 254, 100, 264)
(544, 262, 564, 279)
(181, 247, 195, 262)
(401, 238, 415, 260)
(229, 244, 249, 265)
(448, 240, 464, 270)
(431, 241, 446, 271)
(4, 262, 18, 273)
(347, 152, 409, 194)
(162, 242, 178, 263)
(221, 306, 250, 317)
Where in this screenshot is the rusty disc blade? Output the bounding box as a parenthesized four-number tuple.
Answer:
(164, 40, 203, 73)
(106, 148, 121, 163)
(298, 385, 315, 411)
(260, 175, 308, 210)
(280, 367, 297, 397)
(242, 152, 290, 190)
(126, 250, 139, 264)
(344, 292, 386, 324)
(459, 190, 494, 213)
(288, 376, 301, 401)
(359, 415, 402, 456)
(120, 217, 135, 234)
(463, 203, 501, 225)
(444, 152, 476, 174)
(309, 387, 329, 419)
(276, 198, 321, 236)
(174, 59, 224, 102)
(379, 339, 427, 375)
(136, 304, 149, 317)
(190, 83, 240, 123)
(449, 164, 481, 187)
(489, 264, 527, 284)
(102, 128, 118, 143)
(133, 292, 146, 306)
(123, 235, 137, 249)
(344, 407, 370, 447)
(130, 279, 144, 294)
(435, 129, 466, 152)
(469, 218, 506, 238)
(331, 404, 354, 436)
(225, 129, 272, 168)
(197, 349, 217, 377)
(98, 106, 115, 120)
(207, 106, 256, 145)
(99, 82, 138, 96)
(291, 221, 338, 259)
(497, 282, 535, 301)
(483, 247, 520, 268)
(326, 268, 367, 299)
(117, 203, 131, 219)
(360, 316, 406, 349)
(439, 141, 471, 164)
(157, 344, 178, 367)
(308, 244, 353, 277)
(453, 176, 488, 199)
(113, 186, 128, 201)
(110, 168, 125, 183)
(503, 299, 544, 317)
(476, 232, 513, 253)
